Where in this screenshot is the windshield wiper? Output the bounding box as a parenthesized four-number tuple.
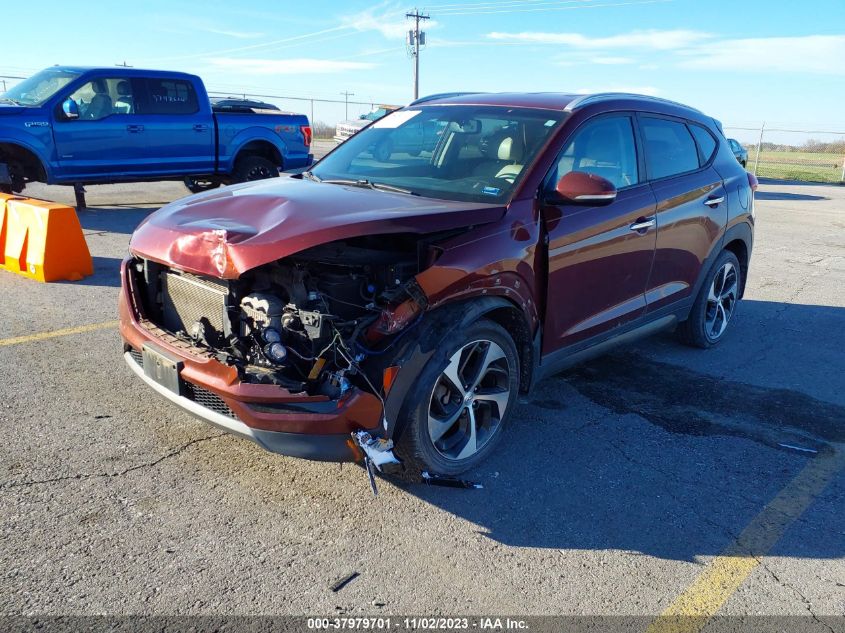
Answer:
(319, 178, 419, 196)
(301, 170, 322, 182)
(0, 98, 22, 105)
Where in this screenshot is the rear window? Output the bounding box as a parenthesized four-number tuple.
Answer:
(689, 124, 718, 166)
(641, 117, 700, 180)
(137, 78, 199, 115)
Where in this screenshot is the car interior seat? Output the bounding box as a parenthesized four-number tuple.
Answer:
(113, 81, 134, 114)
(84, 79, 113, 120)
(575, 125, 635, 188)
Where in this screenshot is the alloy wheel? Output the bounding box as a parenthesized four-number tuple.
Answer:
(427, 340, 512, 461)
(705, 261, 738, 341)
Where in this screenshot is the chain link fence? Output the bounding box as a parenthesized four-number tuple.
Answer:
(723, 125, 845, 184)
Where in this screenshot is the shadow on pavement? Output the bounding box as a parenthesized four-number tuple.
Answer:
(397, 300, 845, 561)
(54, 256, 123, 287)
(755, 191, 828, 201)
(78, 207, 157, 235)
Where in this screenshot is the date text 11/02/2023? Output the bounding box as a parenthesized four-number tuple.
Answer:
(306, 617, 529, 629)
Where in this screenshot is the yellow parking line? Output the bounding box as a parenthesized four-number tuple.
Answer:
(0, 321, 119, 347)
(646, 448, 845, 633)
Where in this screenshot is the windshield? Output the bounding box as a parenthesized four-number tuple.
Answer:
(314, 105, 565, 204)
(1, 68, 82, 106)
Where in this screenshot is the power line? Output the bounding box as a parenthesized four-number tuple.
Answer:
(431, 0, 669, 14)
(340, 91, 355, 119)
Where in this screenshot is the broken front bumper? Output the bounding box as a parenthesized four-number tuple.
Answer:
(123, 351, 358, 461)
(118, 258, 381, 462)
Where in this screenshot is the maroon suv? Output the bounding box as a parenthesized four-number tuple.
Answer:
(120, 92, 756, 475)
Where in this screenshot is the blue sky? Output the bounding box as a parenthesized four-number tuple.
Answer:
(2, 0, 843, 138)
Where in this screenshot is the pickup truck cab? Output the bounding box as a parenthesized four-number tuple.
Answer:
(0, 67, 313, 194)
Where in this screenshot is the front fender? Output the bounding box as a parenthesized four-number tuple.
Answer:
(376, 296, 527, 439)
(0, 126, 54, 181)
(220, 126, 287, 173)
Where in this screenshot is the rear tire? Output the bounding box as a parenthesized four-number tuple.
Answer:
(232, 155, 279, 183)
(395, 319, 519, 476)
(677, 250, 742, 349)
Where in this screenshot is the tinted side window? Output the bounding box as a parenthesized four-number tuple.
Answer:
(689, 124, 718, 165)
(137, 78, 199, 114)
(641, 117, 699, 179)
(549, 115, 639, 190)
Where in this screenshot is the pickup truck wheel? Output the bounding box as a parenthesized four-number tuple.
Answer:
(233, 156, 279, 183)
(396, 319, 519, 476)
(183, 177, 221, 194)
(677, 250, 742, 348)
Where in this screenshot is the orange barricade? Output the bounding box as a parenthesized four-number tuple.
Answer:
(0, 194, 93, 282)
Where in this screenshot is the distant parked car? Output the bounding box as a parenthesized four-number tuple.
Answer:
(0, 67, 313, 195)
(728, 138, 748, 168)
(334, 105, 400, 143)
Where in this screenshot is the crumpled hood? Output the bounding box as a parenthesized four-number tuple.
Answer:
(130, 176, 505, 278)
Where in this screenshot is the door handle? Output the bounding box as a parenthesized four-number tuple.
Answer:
(193, 124, 209, 132)
(126, 124, 144, 133)
(629, 217, 655, 232)
(704, 195, 725, 207)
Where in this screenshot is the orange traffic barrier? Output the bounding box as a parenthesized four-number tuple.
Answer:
(0, 194, 93, 282)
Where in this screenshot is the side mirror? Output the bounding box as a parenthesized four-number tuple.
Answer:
(554, 171, 617, 205)
(61, 98, 79, 120)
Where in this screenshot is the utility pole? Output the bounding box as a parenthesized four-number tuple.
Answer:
(116, 61, 131, 67)
(406, 8, 430, 100)
(340, 91, 354, 119)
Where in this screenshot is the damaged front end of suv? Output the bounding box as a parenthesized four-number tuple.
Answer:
(121, 101, 564, 477)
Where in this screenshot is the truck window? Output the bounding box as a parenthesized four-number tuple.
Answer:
(65, 78, 135, 120)
(137, 78, 199, 115)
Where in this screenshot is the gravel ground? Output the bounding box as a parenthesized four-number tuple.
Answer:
(0, 170, 842, 622)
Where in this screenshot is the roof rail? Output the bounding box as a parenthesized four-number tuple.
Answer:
(409, 92, 482, 106)
(564, 92, 703, 114)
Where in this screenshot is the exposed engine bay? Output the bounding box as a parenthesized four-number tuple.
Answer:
(132, 234, 441, 398)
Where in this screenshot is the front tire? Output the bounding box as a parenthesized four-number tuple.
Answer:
(232, 155, 279, 184)
(677, 250, 742, 348)
(396, 319, 519, 476)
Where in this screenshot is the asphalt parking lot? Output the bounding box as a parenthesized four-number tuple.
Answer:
(1, 147, 843, 624)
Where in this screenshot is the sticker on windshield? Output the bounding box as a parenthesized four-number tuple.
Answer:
(545, 119, 557, 127)
(482, 187, 501, 196)
(372, 110, 422, 128)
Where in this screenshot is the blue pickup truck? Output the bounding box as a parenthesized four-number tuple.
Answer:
(0, 67, 313, 196)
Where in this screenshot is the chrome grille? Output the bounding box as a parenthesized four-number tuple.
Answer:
(161, 271, 229, 346)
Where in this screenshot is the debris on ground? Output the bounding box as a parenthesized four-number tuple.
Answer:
(421, 471, 483, 489)
(329, 571, 360, 593)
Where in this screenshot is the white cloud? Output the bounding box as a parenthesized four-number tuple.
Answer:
(591, 56, 635, 65)
(575, 86, 661, 96)
(208, 57, 377, 75)
(204, 28, 266, 40)
(341, 2, 438, 40)
(679, 35, 845, 75)
(487, 29, 712, 50)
